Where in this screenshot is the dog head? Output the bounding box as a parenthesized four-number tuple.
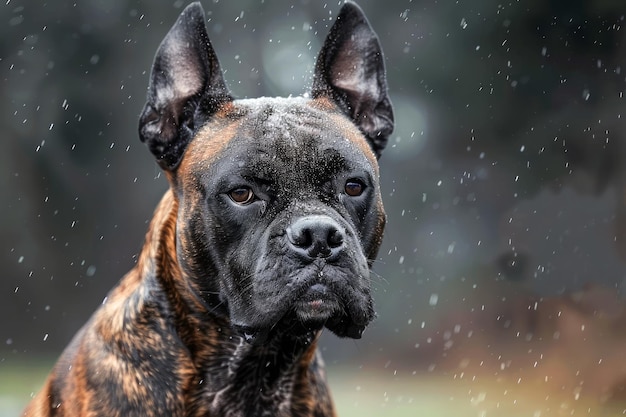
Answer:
(138, 2, 393, 341)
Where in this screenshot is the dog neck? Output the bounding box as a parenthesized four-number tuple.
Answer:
(130, 190, 327, 415)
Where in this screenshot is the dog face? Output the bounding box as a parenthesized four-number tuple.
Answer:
(176, 97, 384, 340)
(138, 2, 393, 341)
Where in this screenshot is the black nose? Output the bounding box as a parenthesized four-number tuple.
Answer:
(287, 215, 345, 260)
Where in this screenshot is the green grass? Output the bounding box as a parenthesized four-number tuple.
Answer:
(0, 361, 483, 416)
(0, 360, 51, 416)
(2, 362, 442, 416)
(328, 368, 485, 417)
(4, 361, 625, 416)
(330, 370, 456, 417)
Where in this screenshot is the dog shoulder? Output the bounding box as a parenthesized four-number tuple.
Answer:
(25, 267, 193, 416)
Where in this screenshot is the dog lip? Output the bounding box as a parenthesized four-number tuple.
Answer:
(304, 283, 328, 297)
(293, 283, 341, 322)
(298, 283, 332, 304)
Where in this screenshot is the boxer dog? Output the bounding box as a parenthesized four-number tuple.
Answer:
(23, 1, 393, 415)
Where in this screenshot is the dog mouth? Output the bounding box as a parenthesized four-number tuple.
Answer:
(293, 283, 342, 323)
(231, 276, 372, 346)
(292, 283, 369, 339)
(229, 239, 374, 344)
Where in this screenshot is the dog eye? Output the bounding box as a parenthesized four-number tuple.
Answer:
(229, 187, 255, 205)
(344, 179, 365, 197)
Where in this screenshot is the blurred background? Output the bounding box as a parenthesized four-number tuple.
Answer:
(3, 0, 626, 415)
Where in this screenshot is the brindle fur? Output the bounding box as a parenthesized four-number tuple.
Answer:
(23, 2, 392, 416)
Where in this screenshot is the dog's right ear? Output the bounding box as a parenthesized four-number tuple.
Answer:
(139, 2, 231, 171)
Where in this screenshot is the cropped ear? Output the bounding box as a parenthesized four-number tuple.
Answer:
(312, 2, 394, 158)
(138, 2, 232, 171)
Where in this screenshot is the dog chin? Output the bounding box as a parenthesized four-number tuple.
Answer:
(292, 283, 340, 320)
(232, 310, 367, 345)
(295, 282, 373, 339)
(293, 298, 340, 323)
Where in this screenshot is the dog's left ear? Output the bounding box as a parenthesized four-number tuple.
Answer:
(312, 2, 394, 158)
(139, 2, 231, 171)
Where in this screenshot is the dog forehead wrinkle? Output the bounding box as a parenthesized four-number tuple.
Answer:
(229, 142, 350, 193)
(228, 97, 374, 171)
(236, 97, 326, 144)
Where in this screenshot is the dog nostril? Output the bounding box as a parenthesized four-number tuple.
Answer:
(287, 226, 313, 249)
(328, 229, 344, 248)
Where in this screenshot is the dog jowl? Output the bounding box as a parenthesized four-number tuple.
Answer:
(23, 2, 393, 416)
